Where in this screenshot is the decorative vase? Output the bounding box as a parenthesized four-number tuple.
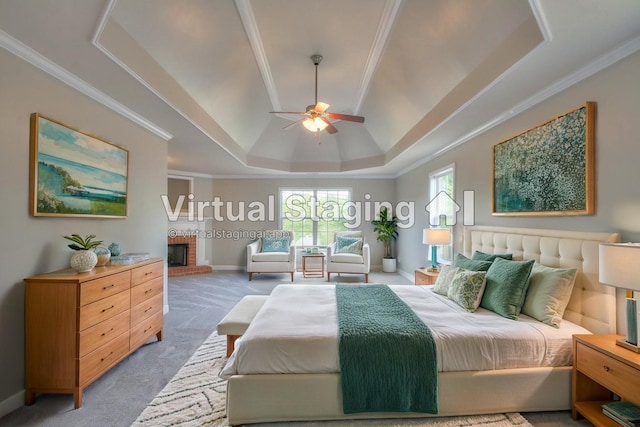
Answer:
(108, 242, 122, 257)
(70, 250, 98, 273)
(94, 246, 111, 267)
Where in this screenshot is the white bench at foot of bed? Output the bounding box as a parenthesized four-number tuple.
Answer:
(217, 295, 268, 357)
(226, 366, 572, 425)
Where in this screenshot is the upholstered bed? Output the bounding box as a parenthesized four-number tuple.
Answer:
(223, 226, 620, 425)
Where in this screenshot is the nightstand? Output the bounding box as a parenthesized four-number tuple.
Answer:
(572, 334, 640, 426)
(414, 268, 439, 285)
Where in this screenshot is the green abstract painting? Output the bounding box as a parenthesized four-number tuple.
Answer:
(492, 102, 595, 216)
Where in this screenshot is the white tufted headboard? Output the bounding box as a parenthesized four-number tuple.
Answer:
(463, 226, 621, 335)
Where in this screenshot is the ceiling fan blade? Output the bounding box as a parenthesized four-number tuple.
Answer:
(326, 112, 365, 123)
(270, 111, 306, 115)
(314, 102, 330, 113)
(321, 118, 338, 134)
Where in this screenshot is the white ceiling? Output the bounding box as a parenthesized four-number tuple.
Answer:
(1, 0, 640, 177)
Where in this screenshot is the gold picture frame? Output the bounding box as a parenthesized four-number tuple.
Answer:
(492, 102, 595, 216)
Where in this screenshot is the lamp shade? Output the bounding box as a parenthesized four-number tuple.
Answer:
(599, 243, 640, 291)
(423, 228, 451, 246)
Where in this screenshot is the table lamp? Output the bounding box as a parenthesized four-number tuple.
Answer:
(423, 228, 451, 272)
(599, 243, 640, 353)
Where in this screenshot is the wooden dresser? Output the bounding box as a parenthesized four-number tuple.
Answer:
(24, 258, 164, 408)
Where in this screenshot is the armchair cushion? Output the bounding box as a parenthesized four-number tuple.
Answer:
(252, 252, 291, 262)
(330, 253, 364, 264)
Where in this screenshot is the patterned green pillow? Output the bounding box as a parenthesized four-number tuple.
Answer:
(335, 236, 363, 255)
(431, 265, 457, 296)
(453, 253, 493, 271)
(261, 237, 290, 252)
(447, 268, 487, 312)
(480, 258, 535, 320)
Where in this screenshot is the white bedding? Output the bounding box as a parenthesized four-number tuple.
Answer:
(220, 284, 590, 379)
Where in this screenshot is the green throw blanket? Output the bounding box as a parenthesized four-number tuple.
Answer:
(336, 284, 438, 414)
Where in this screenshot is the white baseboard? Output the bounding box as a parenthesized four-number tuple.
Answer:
(0, 389, 24, 419)
(212, 265, 243, 271)
(397, 268, 413, 281)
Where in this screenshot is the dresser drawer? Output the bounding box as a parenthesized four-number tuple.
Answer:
(131, 276, 163, 307)
(576, 342, 640, 399)
(78, 310, 130, 358)
(79, 290, 130, 331)
(80, 271, 130, 306)
(79, 331, 129, 385)
(131, 261, 163, 287)
(130, 311, 163, 350)
(131, 293, 163, 325)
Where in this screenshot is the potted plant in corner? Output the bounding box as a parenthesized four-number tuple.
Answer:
(372, 206, 399, 272)
(64, 234, 103, 272)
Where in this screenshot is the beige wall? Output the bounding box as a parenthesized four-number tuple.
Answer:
(201, 177, 396, 269)
(396, 50, 640, 333)
(0, 49, 168, 409)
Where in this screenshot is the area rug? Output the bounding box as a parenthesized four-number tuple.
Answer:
(131, 331, 532, 427)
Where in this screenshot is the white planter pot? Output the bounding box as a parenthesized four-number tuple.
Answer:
(70, 250, 98, 272)
(382, 258, 397, 273)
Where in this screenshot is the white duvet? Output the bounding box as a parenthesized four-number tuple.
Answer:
(220, 284, 590, 379)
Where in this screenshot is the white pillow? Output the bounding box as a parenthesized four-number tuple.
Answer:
(521, 263, 577, 327)
(431, 265, 457, 296)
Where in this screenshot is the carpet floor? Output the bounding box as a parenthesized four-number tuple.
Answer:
(132, 330, 533, 427)
(0, 270, 585, 426)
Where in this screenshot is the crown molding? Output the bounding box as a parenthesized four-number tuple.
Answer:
(0, 28, 172, 141)
(235, 0, 281, 111)
(397, 32, 640, 179)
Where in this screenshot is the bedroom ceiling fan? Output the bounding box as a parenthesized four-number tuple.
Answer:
(270, 55, 365, 134)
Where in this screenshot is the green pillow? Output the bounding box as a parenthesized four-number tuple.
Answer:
(453, 253, 492, 272)
(471, 251, 513, 262)
(447, 268, 487, 312)
(521, 263, 578, 327)
(261, 237, 290, 252)
(431, 265, 457, 296)
(335, 236, 363, 255)
(480, 258, 535, 320)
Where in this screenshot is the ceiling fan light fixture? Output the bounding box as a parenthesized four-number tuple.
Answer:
(302, 116, 328, 132)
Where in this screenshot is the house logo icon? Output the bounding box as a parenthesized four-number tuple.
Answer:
(424, 190, 475, 226)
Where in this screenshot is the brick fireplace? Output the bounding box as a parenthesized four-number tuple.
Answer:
(167, 234, 212, 277)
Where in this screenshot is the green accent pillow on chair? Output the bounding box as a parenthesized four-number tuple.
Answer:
(335, 236, 363, 255)
(453, 253, 492, 272)
(261, 237, 290, 252)
(480, 258, 535, 320)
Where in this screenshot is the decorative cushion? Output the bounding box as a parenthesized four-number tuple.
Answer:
(261, 237, 290, 252)
(480, 258, 535, 320)
(471, 251, 513, 262)
(453, 253, 492, 272)
(252, 252, 290, 262)
(521, 263, 578, 327)
(431, 265, 457, 296)
(330, 253, 364, 264)
(447, 268, 487, 312)
(335, 236, 363, 255)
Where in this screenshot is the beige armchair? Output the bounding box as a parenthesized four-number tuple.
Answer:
(247, 231, 295, 281)
(326, 231, 370, 283)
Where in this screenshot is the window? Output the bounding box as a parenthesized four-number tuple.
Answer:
(280, 188, 351, 246)
(428, 164, 455, 263)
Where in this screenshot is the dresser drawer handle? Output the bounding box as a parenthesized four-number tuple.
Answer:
(603, 365, 610, 372)
(102, 284, 115, 290)
(101, 328, 114, 337)
(144, 306, 154, 313)
(100, 351, 114, 362)
(101, 305, 115, 313)
(144, 288, 153, 294)
(144, 271, 153, 276)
